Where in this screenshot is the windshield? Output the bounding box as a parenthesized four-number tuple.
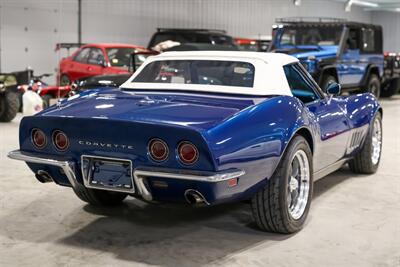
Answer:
(276, 26, 342, 47)
(133, 60, 255, 88)
(106, 47, 138, 68)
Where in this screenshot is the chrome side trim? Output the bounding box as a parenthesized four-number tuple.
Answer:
(8, 150, 79, 189)
(313, 158, 348, 181)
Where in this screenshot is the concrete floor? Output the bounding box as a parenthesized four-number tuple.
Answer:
(0, 97, 399, 267)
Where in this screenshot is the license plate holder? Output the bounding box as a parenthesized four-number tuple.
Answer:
(81, 155, 134, 193)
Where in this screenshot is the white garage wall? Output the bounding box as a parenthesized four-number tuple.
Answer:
(372, 11, 400, 52)
(0, 0, 372, 82)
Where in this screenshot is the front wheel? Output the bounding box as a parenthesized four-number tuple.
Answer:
(251, 135, 313, 234)
(364, 74, 381, 98)
(349, 112, 382, 174)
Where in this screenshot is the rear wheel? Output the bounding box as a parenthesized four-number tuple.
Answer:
(349, 112, 382, 174)
(73, 186, 128, 206)
(381, 78, 400, 98)
(364, 74, 381, 98)
(251, 135, 313, 233)
(0, 91, 19, 122)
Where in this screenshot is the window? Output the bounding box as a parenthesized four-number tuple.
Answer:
(87, 48, 105, 65)
(362, 28, 375, 53)
(347, 29, 360, 50)
(133, 60, 255, 88)
(74, 47, 91, 63)
(284, 64, 319, 103)
(106, 47, 136, 68)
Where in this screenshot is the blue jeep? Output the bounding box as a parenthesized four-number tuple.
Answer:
(269, 18, 400, 98)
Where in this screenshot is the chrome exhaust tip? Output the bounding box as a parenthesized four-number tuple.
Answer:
(35, 170, 54, 183)
(184, 189, 209, 206)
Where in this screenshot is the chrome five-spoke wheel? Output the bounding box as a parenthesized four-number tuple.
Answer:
(288, 150, 310, 220)
(251, 135, 313, 233)
(371, 117, 382, 165)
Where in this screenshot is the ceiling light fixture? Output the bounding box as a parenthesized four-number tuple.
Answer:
(345, 0, 379, 12)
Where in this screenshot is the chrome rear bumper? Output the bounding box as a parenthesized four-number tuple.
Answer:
(8, 150, 79, 188)
(8, 150, 245, 201)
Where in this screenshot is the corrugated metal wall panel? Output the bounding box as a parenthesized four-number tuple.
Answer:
(0, 0, 373, 79)
(372, 11, 400, 52)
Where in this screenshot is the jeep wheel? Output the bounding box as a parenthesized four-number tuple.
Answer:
(0, 91, 19, 122)
(73, 185, 128, 206)
(349, 112, 382, 174)
(321, 75, 337, 92)
(251, 135, 313, 233)
(365, 74, 381, 98)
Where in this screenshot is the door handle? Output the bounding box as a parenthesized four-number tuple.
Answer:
(87, 67, 92, 71)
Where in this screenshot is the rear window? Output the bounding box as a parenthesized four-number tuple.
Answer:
(133, 60, 255, 88)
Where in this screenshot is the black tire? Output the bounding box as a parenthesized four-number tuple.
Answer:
(60, 74, 71, 86)
(73, 185, 128, 206)
(251, 135, 313, 234)
(381, 78, 400, 98)
(349, 112, 382, 174)
(364, 74, 381, 98)
(0, 91, 19, 122)
(42, 94, 53, 109)
(320, 74, 338, 92)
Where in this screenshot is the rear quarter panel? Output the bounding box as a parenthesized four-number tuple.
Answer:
(203, 95, 317, 198)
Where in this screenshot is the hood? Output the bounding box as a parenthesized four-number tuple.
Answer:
(39, 88, 266, 131)
(276, 45, 338, 61)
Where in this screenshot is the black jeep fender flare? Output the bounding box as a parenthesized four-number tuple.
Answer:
(360, 64, 381, 87)
(315, 65, 339, 85)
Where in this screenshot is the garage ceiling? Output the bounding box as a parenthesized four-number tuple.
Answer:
(334, 0, 400, 11)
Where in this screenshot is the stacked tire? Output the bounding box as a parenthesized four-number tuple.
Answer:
(0, 91, 19, 122)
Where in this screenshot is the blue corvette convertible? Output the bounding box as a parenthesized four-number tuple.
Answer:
(9, 51, 382, 233)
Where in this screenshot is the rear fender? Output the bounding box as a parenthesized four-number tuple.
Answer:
(204, 96, 316, 188)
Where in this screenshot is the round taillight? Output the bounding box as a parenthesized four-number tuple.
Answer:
(31, 129, 47, 149)
(53, 130, 69, 151)
(178, 141, 199, 165)
(148, 138, 169, 162)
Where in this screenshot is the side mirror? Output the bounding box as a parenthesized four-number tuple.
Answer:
(99, 59, 107, 67)
(326, 82, 341, 96)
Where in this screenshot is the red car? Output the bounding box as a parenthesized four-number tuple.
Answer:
(58, 43, 150, 85)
